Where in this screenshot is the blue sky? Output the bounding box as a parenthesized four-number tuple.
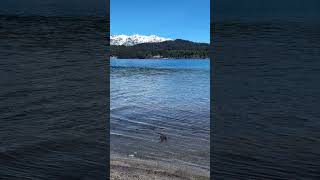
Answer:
(111, 0, 210, 43)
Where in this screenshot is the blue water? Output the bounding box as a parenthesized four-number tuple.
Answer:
(110, 59, 210, 169)
(212, 21, 320, 179)
(111, 58, 210, 70)
(0, 16, 108, 179)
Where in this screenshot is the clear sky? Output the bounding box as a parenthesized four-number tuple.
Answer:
(111, 0, 210, 43)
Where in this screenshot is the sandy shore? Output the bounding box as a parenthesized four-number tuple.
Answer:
(111, 156, 209, 180)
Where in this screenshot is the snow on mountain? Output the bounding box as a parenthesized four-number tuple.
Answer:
(111, 34, 173, 46)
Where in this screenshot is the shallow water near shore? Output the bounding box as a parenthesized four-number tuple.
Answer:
(111, 155, 209, 180)
(110, 59, 210, 170)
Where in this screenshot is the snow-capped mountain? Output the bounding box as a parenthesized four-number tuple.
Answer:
(111, 34, 173, 46)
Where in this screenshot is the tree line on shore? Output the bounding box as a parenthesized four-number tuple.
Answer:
(110, 39, 209, 59)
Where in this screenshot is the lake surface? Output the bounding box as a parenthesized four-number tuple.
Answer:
(110, 59, 210, 169)
(0, 15, 108, 179)
(212, 21, 320, 179)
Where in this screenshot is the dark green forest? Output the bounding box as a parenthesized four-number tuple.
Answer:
(110, 39, 209, 59)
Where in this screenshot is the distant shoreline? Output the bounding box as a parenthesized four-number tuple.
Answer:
(110, 39, 209, 59)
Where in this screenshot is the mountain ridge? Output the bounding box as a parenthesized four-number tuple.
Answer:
(111, 34, 172, 46)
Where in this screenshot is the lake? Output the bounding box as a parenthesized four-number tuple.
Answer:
(110, 59, 210, 169)
(212, 21, 320, 179)
(0, 16, 108, 179)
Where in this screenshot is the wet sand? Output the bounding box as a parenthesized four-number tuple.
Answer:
(111, 156, 209, 180)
